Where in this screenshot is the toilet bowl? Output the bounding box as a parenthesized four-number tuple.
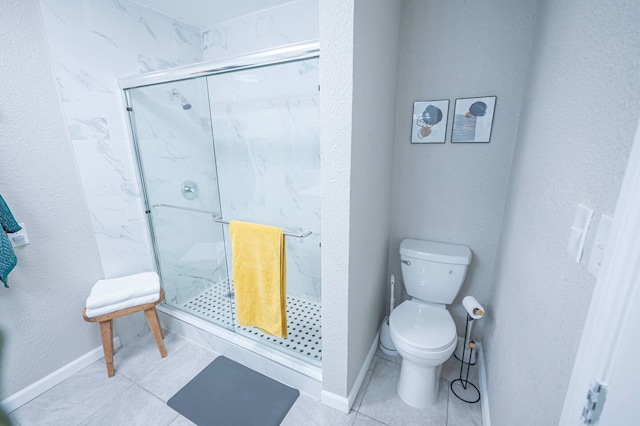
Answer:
(389, 299, 457, 408)
(389, 239, 471, 408)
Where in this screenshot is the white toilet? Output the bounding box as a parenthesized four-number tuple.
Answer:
(389, 238, 472, 408)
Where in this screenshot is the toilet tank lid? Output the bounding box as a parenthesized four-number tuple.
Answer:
(400, 239, 472, 265)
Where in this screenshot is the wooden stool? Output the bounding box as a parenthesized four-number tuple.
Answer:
(83, 288, 167, 377)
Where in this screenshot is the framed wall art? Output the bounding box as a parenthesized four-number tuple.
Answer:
(411, 100, 450, 144)
(451, 96, 496, 143)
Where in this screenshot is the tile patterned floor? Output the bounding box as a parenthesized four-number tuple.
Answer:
(9, 332, 482, 426)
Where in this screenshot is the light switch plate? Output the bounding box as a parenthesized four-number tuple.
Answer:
(8, 222, 29, 247)
(567, 204, 594, 263)
(588, 215, 612, 277)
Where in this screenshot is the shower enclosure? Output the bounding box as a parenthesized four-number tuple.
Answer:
(121, 43, 321, 366)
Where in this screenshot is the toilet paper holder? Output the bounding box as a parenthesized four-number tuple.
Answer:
(451, 296, 484, 404)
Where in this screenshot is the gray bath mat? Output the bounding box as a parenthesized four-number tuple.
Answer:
(167, 356, 299, 426)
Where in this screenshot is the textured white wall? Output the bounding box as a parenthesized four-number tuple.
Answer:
(483, 0, 640, 424)
(347, 0, 400, 389)
(320, 0, 400, 399)
(319, 0, 354, 398)
(0, 0, 104, 397)
(388, 0, 538, 338)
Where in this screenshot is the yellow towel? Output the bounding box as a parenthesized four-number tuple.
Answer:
(229, 220, 287, 338)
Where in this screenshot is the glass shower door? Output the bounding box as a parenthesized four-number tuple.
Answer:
(125, 77, 233, 329)
(124, 54, 322, 364)
(207, 57, 321, 362)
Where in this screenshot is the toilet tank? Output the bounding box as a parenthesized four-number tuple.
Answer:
(399, 239, 472, 304)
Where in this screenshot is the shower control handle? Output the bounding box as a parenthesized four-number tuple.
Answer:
(181, 180, 199, 200)
(401, 260, 411, 266)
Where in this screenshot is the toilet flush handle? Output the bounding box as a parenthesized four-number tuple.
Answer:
(401, 260, 411, 266)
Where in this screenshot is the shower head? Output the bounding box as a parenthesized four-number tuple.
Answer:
(171, 89, 192, 110)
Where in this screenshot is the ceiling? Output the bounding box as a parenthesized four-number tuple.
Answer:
(131, 0, 296, 29)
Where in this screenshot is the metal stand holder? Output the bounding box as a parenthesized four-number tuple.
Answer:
(450, 313, 481, 403)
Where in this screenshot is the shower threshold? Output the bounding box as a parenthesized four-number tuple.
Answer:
(178, 281, 322, 365)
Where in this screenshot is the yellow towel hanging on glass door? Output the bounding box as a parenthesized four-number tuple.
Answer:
(229, 221, 287, 338)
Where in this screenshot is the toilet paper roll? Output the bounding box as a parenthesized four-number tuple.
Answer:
(463, 296, 485, 319)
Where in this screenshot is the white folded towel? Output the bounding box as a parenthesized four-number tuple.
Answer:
(85, 271, 160, 310)
(85, 293, 160, 318)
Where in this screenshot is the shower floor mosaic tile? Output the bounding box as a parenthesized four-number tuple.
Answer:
(181, 282, 323, 363)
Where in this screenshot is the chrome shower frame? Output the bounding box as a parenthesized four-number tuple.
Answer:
(119, 40, 319, 90)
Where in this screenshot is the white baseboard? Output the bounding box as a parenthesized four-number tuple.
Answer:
(320, 389, 350, 413)
(477, 342, 491, 426)
(321, 328, 380, 413)
(2, 337, 121, 413)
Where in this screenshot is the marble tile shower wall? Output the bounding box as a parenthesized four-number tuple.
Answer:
(39, 0, 203, 278)
(40, 0, 321, 301)
(201, 0, 319, 61)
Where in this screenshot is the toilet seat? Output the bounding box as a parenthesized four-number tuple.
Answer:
(389, 300, 456, 353)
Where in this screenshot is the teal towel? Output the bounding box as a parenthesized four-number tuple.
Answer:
(0, 195, 20, 288)
(0, 232, 17, 287)
(0, 195, 21, 233)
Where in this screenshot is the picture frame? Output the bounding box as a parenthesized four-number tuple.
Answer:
(451, 96, 497, 143)
(411, 100, 450, 144)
